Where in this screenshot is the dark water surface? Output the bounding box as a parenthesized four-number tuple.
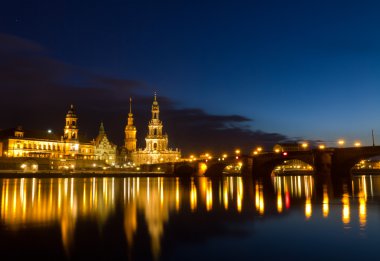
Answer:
(0, 175, 379, 260)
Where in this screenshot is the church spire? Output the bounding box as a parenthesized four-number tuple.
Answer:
(128, 97, 134, 125)
(129, 97, 133, 115)
(99, 121, 105, 134)
(151, 93, 159, 120)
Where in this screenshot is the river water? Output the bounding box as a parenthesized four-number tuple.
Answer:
(0, 174, 378, 260)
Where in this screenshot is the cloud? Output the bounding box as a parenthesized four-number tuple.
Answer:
(0, 33, 288, 154)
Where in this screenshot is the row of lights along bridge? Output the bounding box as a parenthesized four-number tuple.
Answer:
(186, 139, 363, 162)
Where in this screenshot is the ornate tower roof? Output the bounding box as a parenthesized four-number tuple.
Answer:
(151, 92, 160, 121)
(64, 104, 78, 141)
(127, 97, 136, 127)
(66, 104, 77, 118)
(125, 97, 137, 152)
(99, 121, 105, 135)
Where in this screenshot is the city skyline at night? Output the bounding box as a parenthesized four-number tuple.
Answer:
(2, 1, 380, 153)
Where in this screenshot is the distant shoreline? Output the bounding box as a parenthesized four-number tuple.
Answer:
(0, 170, 174, 178)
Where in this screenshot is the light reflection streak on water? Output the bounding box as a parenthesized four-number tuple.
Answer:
(305, 197, 312, 219)
(277, 190, 283, 213)
(352, 176, 373, 231)
(223, 179, 228, 210)
(342, 190, 350, 227)
(206, 180, 213, 211)
(175, 178, 180, 211)
(190, 179, 197, 212)
(322, 185, 329, 218)
(237, 177, 243, 213)
(255, 182, 264, 215)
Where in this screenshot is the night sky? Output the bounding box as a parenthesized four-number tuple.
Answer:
(1, 0, 380, 155)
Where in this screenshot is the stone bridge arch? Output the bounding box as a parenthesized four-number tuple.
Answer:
(252, 152, 315, 177)
(332, 147, 380, 175)
(204, 162, 228, 176)
(174, 163, 196, 176)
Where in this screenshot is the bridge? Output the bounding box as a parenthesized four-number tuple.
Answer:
(142, 146, 380, 177)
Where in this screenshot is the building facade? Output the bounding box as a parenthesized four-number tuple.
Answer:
(130, 94, 181, 165)
(94, 122, 117, 165)
(0, 105, 116, 169)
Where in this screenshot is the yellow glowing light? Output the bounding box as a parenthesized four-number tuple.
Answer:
(237, 177, 243, 213)
(255, 183, 264, 215)
(222, 154, 227, 158)
(277, 191, 283, 213)
(253, 151, 258, 155)
(257, 147, 263, 152)
(354, 142, 361, 147)
(235, 149, 240, 155)
(301, 143, 308, 149)
(342, 193, 350, 224)
(274, 149, 280, 153)
(319, 144, 325, 150)
(199, 163, 207, 175)
(223, 182, 228, 210)
(359, 192, 367, 228)
(305, 198, 312, 219)
(190, 181, 197, 212)
(322, 185, 329, 218)
(338, 139, 345, 146)
(206, 181, 213, 211)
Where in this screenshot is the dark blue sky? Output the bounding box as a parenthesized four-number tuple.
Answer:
(1, 0, 380, 152)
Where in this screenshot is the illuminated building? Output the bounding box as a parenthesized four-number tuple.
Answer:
(94, 122, 117, 165)
(0, 105, 116, 169)
(131, 94, 181, 165)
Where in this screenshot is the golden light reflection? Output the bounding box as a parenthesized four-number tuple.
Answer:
(342, 192, 350, 225)
(305, 197, 312, 219)
(175, 178, 180, 211)
(358, 176, 368, 229)
(359, 191, 367, 228)
(273, 175, 314, 199)
(198, 162, 208, 175)
(206, 180, 213, 211)
(190, 179, 197, 212)
(223, 180, 228, 210)
(277, 190, 283, 213)
(322, 185, 329, 218)
(255, 182, 264, 215)
(237, 177, 243, 213)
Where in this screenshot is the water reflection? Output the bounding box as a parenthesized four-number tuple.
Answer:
(0, 174, 380, 260)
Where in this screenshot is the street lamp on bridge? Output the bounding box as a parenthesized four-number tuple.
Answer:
(337, 139, 345, 147)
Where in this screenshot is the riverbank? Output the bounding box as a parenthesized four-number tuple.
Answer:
(0, 170, 174, 178)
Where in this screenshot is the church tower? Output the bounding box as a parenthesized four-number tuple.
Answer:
(130, 93, 181, 165)
(125, 98, 137, 152)
(64, 104, 78, 141)
(145, 93, 168, 151)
